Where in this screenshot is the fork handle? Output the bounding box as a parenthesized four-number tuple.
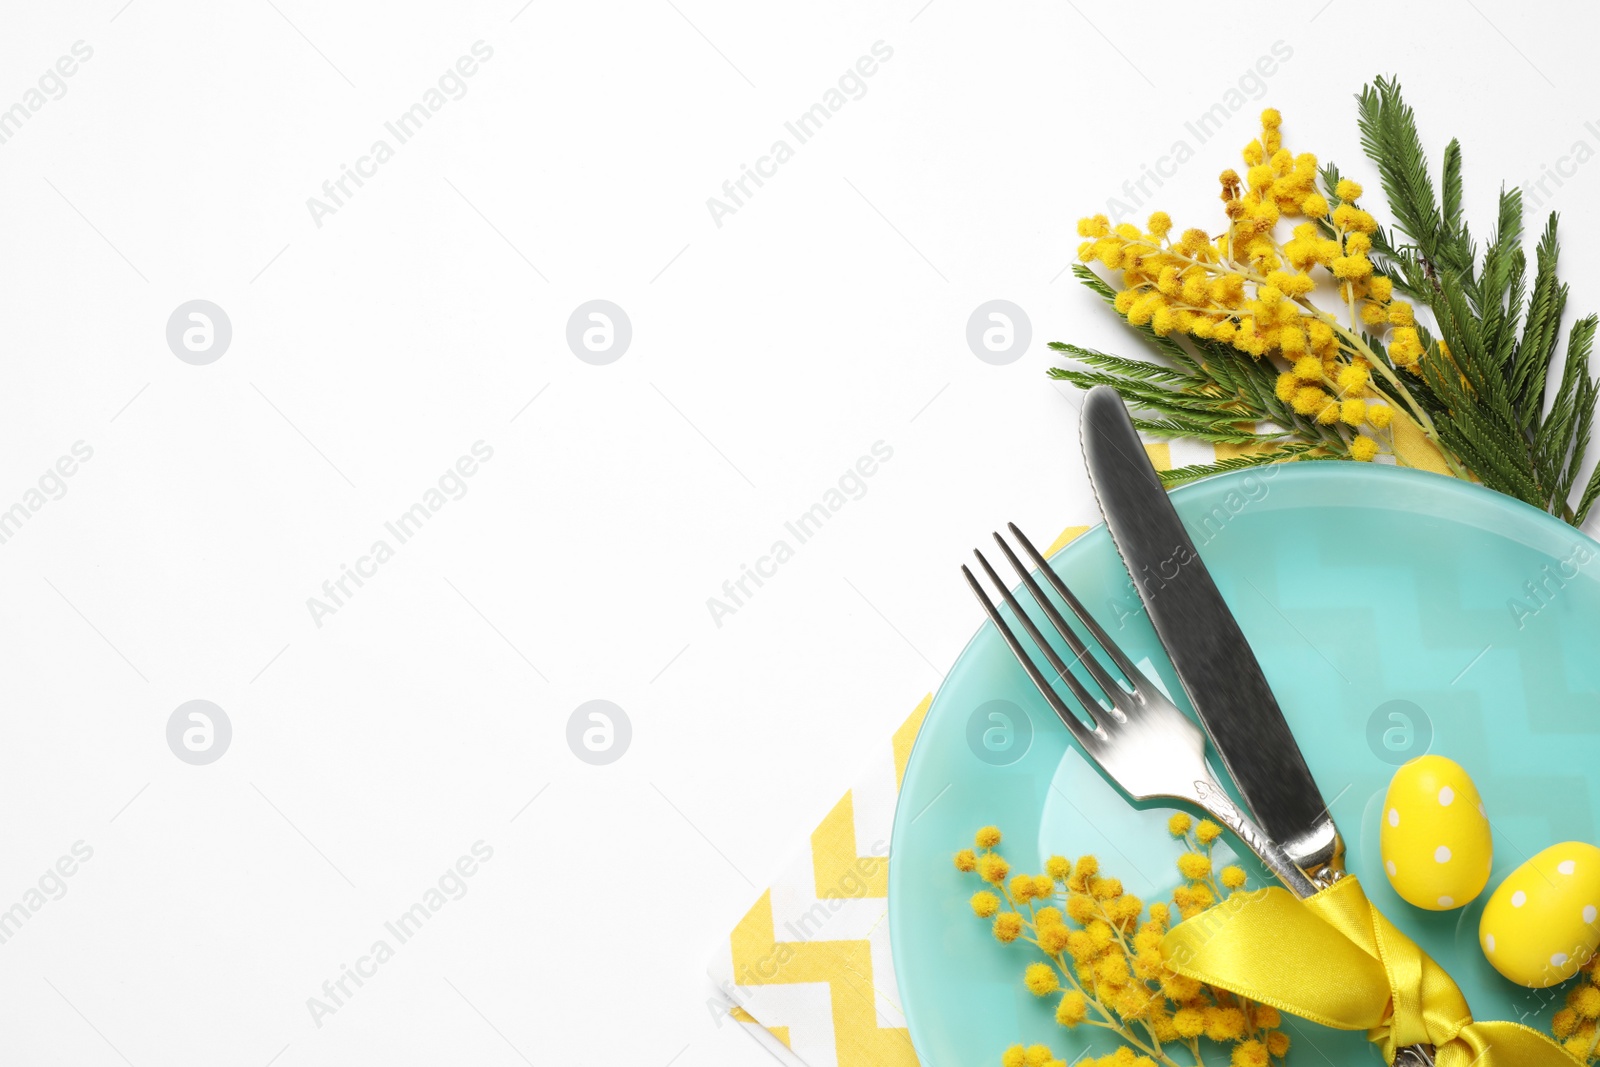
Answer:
(1188, 776, 1319, 898)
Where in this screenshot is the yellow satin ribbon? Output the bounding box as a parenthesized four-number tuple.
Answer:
(1161, 875, 1580, 1066)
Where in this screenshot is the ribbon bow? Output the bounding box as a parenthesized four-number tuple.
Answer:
(1161, 875, 1580, 1066)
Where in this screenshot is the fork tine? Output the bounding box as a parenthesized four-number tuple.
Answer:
(978, 537, 1091, 695)
(970, 547, 1112, 723)
(961, 565, 1106, 751)
(972, 549, 1106, 721)
(1009, 522, 1146, 689)
(991, 531, 1132, 719)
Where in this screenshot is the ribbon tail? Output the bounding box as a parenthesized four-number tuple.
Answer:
(1436, 1021, 1586, 1067)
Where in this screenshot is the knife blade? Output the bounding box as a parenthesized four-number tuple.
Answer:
(1078, 385, 1342, 880)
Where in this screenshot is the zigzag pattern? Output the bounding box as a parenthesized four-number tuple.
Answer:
(719, 695, 930, 1065)
(729, 889, 918, 1065)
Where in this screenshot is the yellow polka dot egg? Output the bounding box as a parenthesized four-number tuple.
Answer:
(1480, 842, 1600, 988)
(1379, 755, 1492, 911)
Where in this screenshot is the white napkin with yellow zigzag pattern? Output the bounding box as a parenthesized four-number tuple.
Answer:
(705, 696, 930, 1067)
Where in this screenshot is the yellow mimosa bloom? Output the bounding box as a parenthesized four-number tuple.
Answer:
(1389, 326, 1423, 365)
(1179, 227, 1209, 255)
(1055, 990, 1089, 1027)
(1024, 962, 1059, 996)
(978, 853, 1009, 885)
(1232, 1038, 1270, 1066)
(1205, 1005, 1248, 1041)
(1336, 361, 1370, 392)
(1333, 255, 1374, 280)
(1090, 875, 1124, 900)
(1292, 385, 1327, 414)
(1286, 356, 1324, 382)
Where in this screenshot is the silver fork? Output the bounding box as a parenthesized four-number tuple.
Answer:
(962, 522, 1319, 898)
(962, 523, 1436, 1067)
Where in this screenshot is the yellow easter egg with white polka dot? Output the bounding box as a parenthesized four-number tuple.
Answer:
(1479, 842, 1600, 988)
(1378, 755, 1492, 911)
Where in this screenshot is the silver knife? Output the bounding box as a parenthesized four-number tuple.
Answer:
(1079, 385, 1343, 885)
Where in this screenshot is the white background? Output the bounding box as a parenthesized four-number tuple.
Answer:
(2, 0, 1598, 1063)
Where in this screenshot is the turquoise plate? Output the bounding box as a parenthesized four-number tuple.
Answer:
(890, 463, 1600, 1065)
